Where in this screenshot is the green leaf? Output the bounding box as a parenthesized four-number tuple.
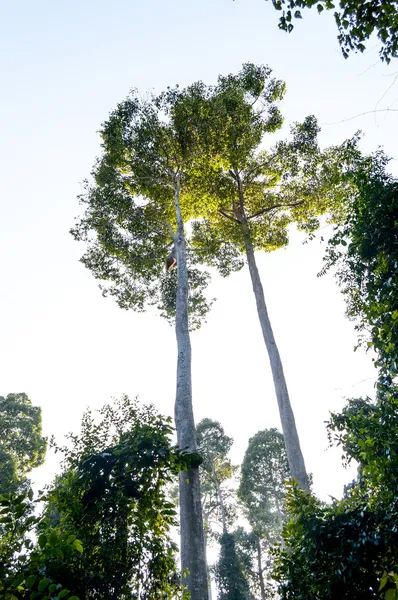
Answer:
(0, 516, 12, 523)
(38, 534, 47, 548)
(58, 590, 70, 599)
(73, 539, 83, 553)
(385, 589, 397, 600)
(38, 578, 50, 592)
(68, 596, 80, 600)
(49, 584, 58, 594)
(14, 574, 25, 587)
(26, 575, 37, 588)
(49, 531, 58, 546)
(380, 572, 389, 591)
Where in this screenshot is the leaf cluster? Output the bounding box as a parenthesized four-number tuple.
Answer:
(265, 0, 398, 63)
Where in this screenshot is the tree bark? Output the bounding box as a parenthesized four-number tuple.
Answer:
(241, 221, 309, 492)
(173, 178, 209, 600)
(256, 536, 266, 600)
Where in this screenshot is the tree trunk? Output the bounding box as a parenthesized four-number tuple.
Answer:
(241, 221, 309, 492)
(256, 536, 266, 600)
(173, 178, 209, 600)
(203, 528, 213, 600)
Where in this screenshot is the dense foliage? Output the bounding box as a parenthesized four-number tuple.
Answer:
(0, 396, 192, 600)
(322, 152, 398, 381)
(263, 0, 398, 63)
(0, 488, 84, 600)
(273, 384, 398, 599)
(273, 158, 398, 599)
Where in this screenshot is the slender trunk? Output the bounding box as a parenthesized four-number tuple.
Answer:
(203, 529, 213, 600)
(256, 536, 266, 600)
(241, 221, 309, 492)
(173, 178, 208, 600)
(211, 467, 227, 532)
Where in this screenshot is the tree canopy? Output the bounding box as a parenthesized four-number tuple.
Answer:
(70, 86, 213, 328)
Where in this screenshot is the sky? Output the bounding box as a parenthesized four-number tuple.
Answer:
(0, 0, 397, 505)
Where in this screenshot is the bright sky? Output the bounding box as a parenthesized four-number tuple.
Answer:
(1, 0, 397, 503)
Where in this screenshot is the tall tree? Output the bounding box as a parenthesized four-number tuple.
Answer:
(238, 429, 290, 600)
(192, 63, 358, 490)
(71, 87, 212, 600)
(0, 393, 46, 494)
(260, 0, 398, 63)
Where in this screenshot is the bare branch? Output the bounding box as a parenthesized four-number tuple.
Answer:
(166, 221, 176, 240)
(321, 108, 398, 126)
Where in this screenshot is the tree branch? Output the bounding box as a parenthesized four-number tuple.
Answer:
(166, 222, 176, 241)
(247, 200, 304, 220)
(218, 209, 238, 222)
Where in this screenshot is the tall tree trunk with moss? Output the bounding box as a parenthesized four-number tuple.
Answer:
(241, 219, 309, 492)
(173, 179, 208, 600)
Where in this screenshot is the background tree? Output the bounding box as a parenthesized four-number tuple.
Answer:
(71, 86, 214, 600)
(238, 429, 290, 600)
(214, 532, 252, 600)
(0, 393, 46, 494)
(196, 418, 237, 598)
(191, 62, 358, 490)
(196, 418, 236, 535)
(261, 0, 398, 63)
